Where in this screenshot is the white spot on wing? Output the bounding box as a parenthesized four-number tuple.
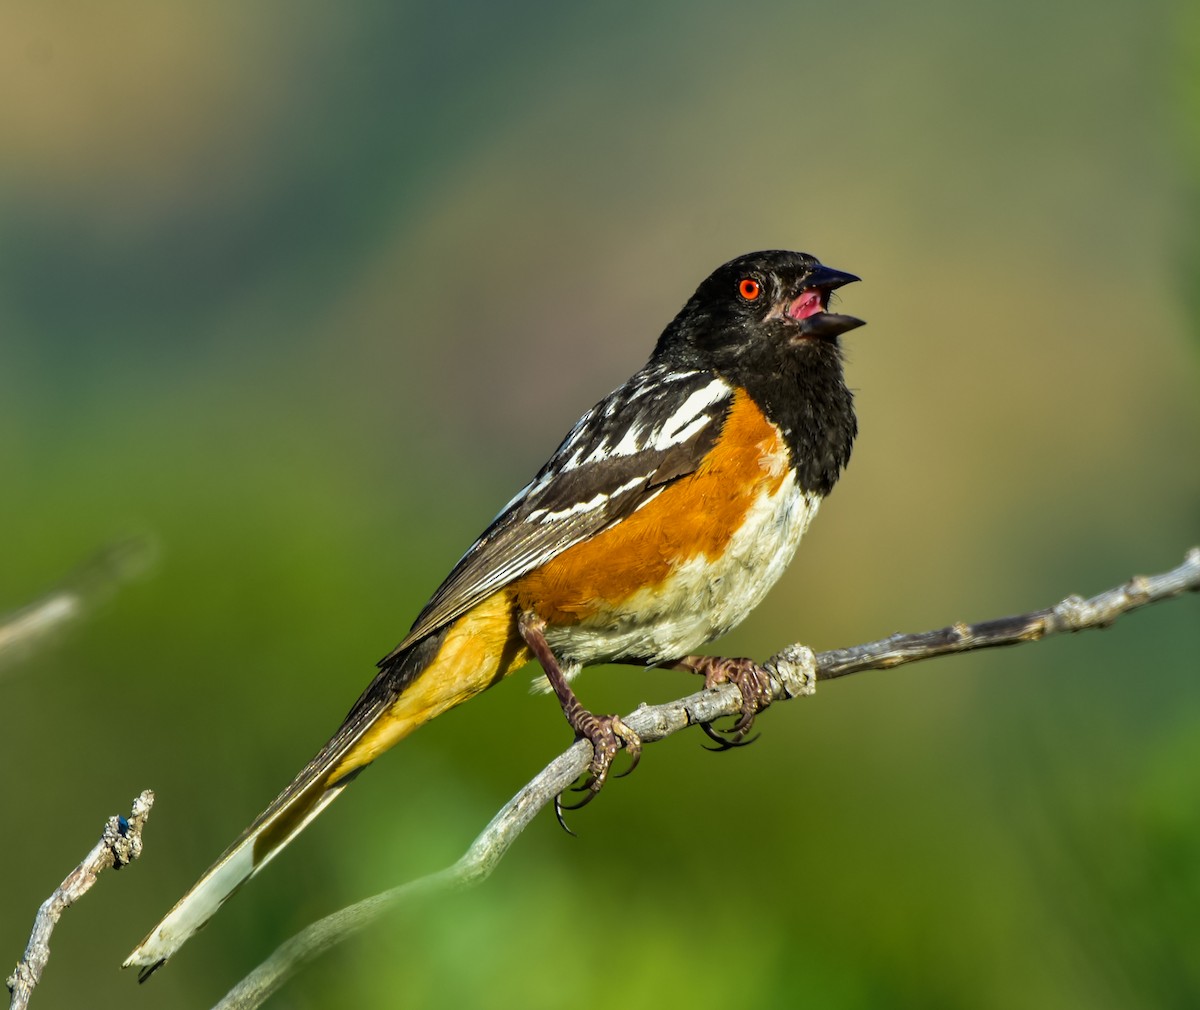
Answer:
(565, 377, 730, 469)
(584, 422, 643, 464)
(627, 368, 699, 402)
(533, 475, 646, 525)
(543, 491, 608, 521)
(653, 413, 710, 451)
(657, 379, 729, 444)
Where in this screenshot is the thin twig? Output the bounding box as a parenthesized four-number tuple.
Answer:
(7, 791, 155, 1010)
(0, 537, 158, 677)
(210, 548, 1200, 1010)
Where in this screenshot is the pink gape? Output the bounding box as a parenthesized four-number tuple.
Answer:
(788, 288, 826, 321)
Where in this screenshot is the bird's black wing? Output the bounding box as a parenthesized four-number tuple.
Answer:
(384, 365, 734, 659)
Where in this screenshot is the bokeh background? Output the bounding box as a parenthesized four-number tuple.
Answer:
(2, 1, 1198, 1008)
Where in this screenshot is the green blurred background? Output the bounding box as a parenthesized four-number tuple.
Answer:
(2, 1, 1198, 1007)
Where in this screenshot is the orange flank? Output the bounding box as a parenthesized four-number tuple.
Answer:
(513, 390, 787, 625)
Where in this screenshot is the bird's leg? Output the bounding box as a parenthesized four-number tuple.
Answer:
(672, 655, 775, 749)
(518, 616, 641, 810)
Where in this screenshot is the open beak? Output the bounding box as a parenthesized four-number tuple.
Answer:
(786, 263, 864, 340)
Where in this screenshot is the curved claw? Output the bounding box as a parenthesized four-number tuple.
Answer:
(582, 715, 641, 789)
(699, 720, 761, 751)
(613, 744, 642, 779)
(680, 654, 774, 750)
(730, 712, 757, 738)
(558, 785, 602, 813)
(552, 714, 642, 830)
(553, 793, 579, 836)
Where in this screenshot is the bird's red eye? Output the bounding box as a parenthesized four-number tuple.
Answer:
(738, 278, 761, 301)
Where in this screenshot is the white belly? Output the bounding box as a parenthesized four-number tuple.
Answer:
(543, 471, 820, 669)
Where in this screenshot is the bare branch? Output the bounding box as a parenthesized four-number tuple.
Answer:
(0, 537, 157, 677)
(212, 549, 1199, 1010)
(7, 791, 154, 1010)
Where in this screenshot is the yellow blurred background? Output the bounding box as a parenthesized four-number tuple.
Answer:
(2, 2, 1197, 1008)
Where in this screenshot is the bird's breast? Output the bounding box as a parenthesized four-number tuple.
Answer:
(514, 391, 822, 665)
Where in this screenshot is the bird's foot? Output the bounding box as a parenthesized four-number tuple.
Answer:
(518, 615, 643, 833)
(560, 709, 642, 807)
(679, 655, 775, 750)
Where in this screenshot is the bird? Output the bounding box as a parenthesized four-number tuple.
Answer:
(124, 248, 863, 977)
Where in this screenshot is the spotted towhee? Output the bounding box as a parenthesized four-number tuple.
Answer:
(127, 249, 863, 975)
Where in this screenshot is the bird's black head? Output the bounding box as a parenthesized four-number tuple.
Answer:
(654, 250, 862, 496)
(654, 249, 863, 373)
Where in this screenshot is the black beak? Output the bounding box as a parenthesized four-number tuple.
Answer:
(796, 313, 865, 339)
(794, 263, 864, 339)
(804, 264, 861, 292)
